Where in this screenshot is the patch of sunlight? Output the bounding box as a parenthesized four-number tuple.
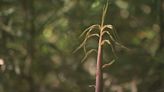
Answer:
(43, 25, 59, 43)
(91, 1, 100, 9)
(146, 31, 156, 39)
(115, 0, 129, 9)
(0, 58, 5, 72)
(61, 0, 76, 13)
(141, 4, 151, 14)
(120, 9, 129, 19)
(2, 8, 15, 15)
(57, 18, 68, 29)
(0, 59, 4, 65)
(140, 28, 160, 56)
(132, 37, 140, 45)
(152, 24, 160, 32)
(15, 65, 21, 75)
(57, 34, 70, 53)
(138, 28, 156, 39)
(43, 25, 53, 39)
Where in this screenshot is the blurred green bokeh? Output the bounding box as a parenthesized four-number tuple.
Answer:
(0, 0, 164, 92)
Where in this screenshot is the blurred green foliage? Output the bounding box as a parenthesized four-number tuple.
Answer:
(0, 0, 164, 92)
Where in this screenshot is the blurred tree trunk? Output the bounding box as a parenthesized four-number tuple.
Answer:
(159, 0, 164, 50)
(147, 1, 164, 92)
(21, 0, 36, 59)
(0, 30, 7, 54)
(21, 0, 36, 92)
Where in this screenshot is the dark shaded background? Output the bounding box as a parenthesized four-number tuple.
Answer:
(0, 0, 164, 92)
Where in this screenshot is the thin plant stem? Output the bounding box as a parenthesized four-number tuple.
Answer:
(74, 1, 121, 92)
(95, 28, 103, 92)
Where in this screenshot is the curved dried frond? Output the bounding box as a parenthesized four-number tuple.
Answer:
(87, 33, 100, 38)
(102, 29, 117, 43)
(102, 29, 128, 51)
(83, 44, 87, 54)
(102, 31, 129, 52)
(102, 30, 127, 50)
(101, 30, 111, 37)
(103, 25, 119, 41)
(85, 26, 100, 38)
(115, 42, 130, 51)
(102, 24, 113, 31)
(80, 24, 100, 37)
(73, 33, 99, 53)
(102, 59, 115, 69)
(101, 39, 117, 58)
(102, 30, 117, 43)
(81, 49, 97, 63)
(73, 38, 87, 53)
(101, 39, 111, 45)
(111, 25, 120, 41)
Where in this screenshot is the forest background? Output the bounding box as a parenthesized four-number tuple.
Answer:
(0, 0, 164, 92)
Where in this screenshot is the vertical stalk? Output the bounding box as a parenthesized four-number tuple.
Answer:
(95, 29, 103, 92)
(95, 2, 107, 91)
(95, 2, 108, 91)
(75, 1, 112, 92)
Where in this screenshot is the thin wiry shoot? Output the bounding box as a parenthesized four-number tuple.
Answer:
(102, 59, 115, 69)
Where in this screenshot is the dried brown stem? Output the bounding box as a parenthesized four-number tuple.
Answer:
(74, 1, 123, 92)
